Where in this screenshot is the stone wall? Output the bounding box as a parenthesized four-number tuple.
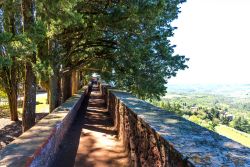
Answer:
(0, 85, 91, 167)
(102, 85, 250, 167)
(100, 83, 112, 106)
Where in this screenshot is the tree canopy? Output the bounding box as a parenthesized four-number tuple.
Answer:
(36, 0, 188, 99)
(0, 0, 188, 129)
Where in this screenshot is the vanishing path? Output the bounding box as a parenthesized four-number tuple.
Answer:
(51, 85, 128, 167)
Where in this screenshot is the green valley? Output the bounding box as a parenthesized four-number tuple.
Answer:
(151, 84, 250, 147)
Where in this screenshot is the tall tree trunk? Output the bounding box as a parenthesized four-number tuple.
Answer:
(3, 67, 19, 122)
(4, 68, 18, 122)
(0, 5, 19, 122)
(47, 89, 50, 104)
(22, 61, 36, 131)
(61, 40, 73, 102)
(9, 7, 19, 122)
(37, 43, 49, 104)
(22, 0, 36, 131)
(47, 38, 62, 112)
(49, 67, 61, 112)
(62, 71, 72, 102)
(8, 62, 19, 121)
(79, 71, 83, 88)
(71, 70, 79, 94)
(7, 88, 18, 121)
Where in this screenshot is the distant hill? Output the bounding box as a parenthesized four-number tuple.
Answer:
(167, 84, 250, 98)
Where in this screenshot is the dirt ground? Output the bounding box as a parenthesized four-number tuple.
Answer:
(0, 111, 48, 151)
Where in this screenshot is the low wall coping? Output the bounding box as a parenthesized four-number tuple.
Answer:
(0, 86, 88, 167)
(110, 90, 250, 166)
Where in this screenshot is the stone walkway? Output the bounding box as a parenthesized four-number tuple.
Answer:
(51, 85, 128, 167)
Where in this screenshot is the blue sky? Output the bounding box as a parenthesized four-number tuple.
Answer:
(169, 0, 250, 84)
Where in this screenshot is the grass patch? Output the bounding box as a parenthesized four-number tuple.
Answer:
(17, 96, 49, 114)
(36, 96, 49, 113)
(215, 125, 250, 148)
(1, 94, 49, 119)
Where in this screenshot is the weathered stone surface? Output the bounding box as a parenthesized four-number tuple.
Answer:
(0, 86, 91, 167)
(104, 87, 250, 167)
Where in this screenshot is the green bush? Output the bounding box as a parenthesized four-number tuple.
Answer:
(232, 117, 250, 133)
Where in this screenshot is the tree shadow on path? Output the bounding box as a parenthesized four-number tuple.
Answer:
(50, 86, 128, 167)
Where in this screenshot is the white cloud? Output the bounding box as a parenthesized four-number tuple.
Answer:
(170, 0, 250, 84)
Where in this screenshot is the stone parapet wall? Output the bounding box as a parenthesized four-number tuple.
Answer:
(0, 85, 91, 167)
(102, 85, 250, 167)
(99, 82, 112, 107)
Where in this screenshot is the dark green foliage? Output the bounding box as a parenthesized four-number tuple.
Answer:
(85, 1, 188, 99)
(206, 108, 220, 121)
(1, 0, 188, 117)
(232, 117, 250, 133)
(221, 116, 230, 125)
(33, 0, 188, 99)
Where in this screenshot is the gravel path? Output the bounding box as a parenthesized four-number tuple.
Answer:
(51, 85, 129, 167)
